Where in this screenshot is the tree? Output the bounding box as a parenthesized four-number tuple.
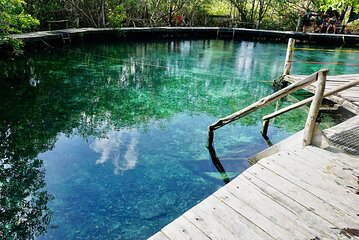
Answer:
(25, 0, 66, 29)
(0, 0, 39, 53)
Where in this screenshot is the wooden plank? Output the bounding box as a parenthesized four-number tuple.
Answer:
(216, 177, 332, 239)
(263, 79, 359, 122)
(184, 195, 272, 239)
(161, 216, 210, 240)
(242, 171, 359, 230)
(214, 188, 293, 240)
(292, 147, 359, 176)
(258, 149, 359, 200)
(290, 74, 359, 82)
(147, 231, 170, 240)
(331, 73, 359, 78)
(244, 165, 359, 227)
(305, 146, 359, 171)
(255, 151, 359, 216)
(338, 96, 359, 102)
(285, 74, 359, 114)
(237, 175, 357, 240)
(335, 90, 359, 95)
(285, 148, 359, 192)
(322, 81, 359, 86)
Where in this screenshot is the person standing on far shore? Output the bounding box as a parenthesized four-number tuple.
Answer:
(302, 9, 312, 32)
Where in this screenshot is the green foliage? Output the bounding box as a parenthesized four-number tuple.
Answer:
(2, 0, 358, 33)
(205, 0, 231, 16)
(316, 0, 359, 12)
(25, 0, 66, 28)
(0, 0, 39, 53)
(108, 4, 127, 28)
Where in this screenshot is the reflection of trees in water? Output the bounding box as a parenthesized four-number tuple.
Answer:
(0, 156, 53, 239)
(0, 41, 308, 238)
(0, 58, 54, 239)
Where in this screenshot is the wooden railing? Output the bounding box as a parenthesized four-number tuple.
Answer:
(207, 37, 359, 167)
(207, 69, 328, 158)
(262, 78, 359, 137)
(207, 69, 359, 158)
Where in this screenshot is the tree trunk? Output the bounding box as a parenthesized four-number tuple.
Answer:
(101, 0, 106, 27)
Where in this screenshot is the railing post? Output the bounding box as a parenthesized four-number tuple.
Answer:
(261, 119, 269, 137)
(262, 78, 359, 123)
(303, 70, 328, 146)
(207, 126, 214, 148)
(283, 38, 295, 75)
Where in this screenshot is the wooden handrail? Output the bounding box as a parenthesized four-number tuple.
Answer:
(303, 70, 327, 146)
(283, 38, 295, 75)
(207, 69, 327, 149)
(262, 79, 359, 122)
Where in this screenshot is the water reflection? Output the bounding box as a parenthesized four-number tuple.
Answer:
(0, 39, 347, 239)
(91, 129, 138, 174)
(0, 135, 53, 239)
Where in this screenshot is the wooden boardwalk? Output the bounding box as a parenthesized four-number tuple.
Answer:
(149, 116, 359, 240)
(4, 27, 359, 47)
(285, 74, 359, 114)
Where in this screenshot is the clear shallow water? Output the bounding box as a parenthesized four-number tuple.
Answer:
(0, 40, 358, 240)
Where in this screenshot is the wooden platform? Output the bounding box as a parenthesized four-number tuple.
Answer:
(149, 116, 359, 240)
(3, 27, 359, 48)
(285, 74, 359, 114)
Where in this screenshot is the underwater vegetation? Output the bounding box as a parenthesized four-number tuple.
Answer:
(1, 40, 354, 239)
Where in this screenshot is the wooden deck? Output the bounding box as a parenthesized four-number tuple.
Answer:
(3, 27, 359, 48)
(285, 74, 359, 114)
(149, 116, 359, 240)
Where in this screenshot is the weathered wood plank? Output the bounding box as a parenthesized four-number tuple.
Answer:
(305, 146, 359, 170)
(292, 147, 359, 175)
(216, 176, 331, 239)
(161, 216, 210, 240)
(285, 75, 359, 114)
(184, 195, 273, 239)
(241, 171, 359, 233)
(147, 231, 170, 240)
(244, 165, 359, 227)
(261, 149, 359, 200)
(213, 189, 292, 240)
(288, 72, 359, 113)
(290, 74, 359, 82)
(262, 78, 358, 124)
(237, 175, 356, 239)
(285, 148, 358, 193)
(255, 152, 359, 216)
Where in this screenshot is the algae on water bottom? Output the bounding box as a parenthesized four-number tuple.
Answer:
(0, 39, 354, 240)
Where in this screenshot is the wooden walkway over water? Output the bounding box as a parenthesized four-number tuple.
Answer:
(286, 74, 359, 114)
(149, 116, 359, 240)
(3, 27, 359, 48)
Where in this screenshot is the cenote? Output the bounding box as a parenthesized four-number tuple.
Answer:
(1, 39, 358, 239)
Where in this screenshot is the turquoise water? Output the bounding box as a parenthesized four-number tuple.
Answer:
(1, 40, 358, 240)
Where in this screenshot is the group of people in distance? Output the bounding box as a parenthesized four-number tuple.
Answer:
(301, 8, 340, 33)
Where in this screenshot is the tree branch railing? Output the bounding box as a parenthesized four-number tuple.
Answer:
(261, 78, 359, 137)
(207, 69, 328, 153)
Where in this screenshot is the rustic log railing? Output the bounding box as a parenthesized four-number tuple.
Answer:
(302, 70, 327, 146)
(207, 69, 328, 157)
(262, 78, 359, 137)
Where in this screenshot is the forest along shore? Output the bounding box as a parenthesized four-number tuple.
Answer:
(3, 27, 359, 52)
